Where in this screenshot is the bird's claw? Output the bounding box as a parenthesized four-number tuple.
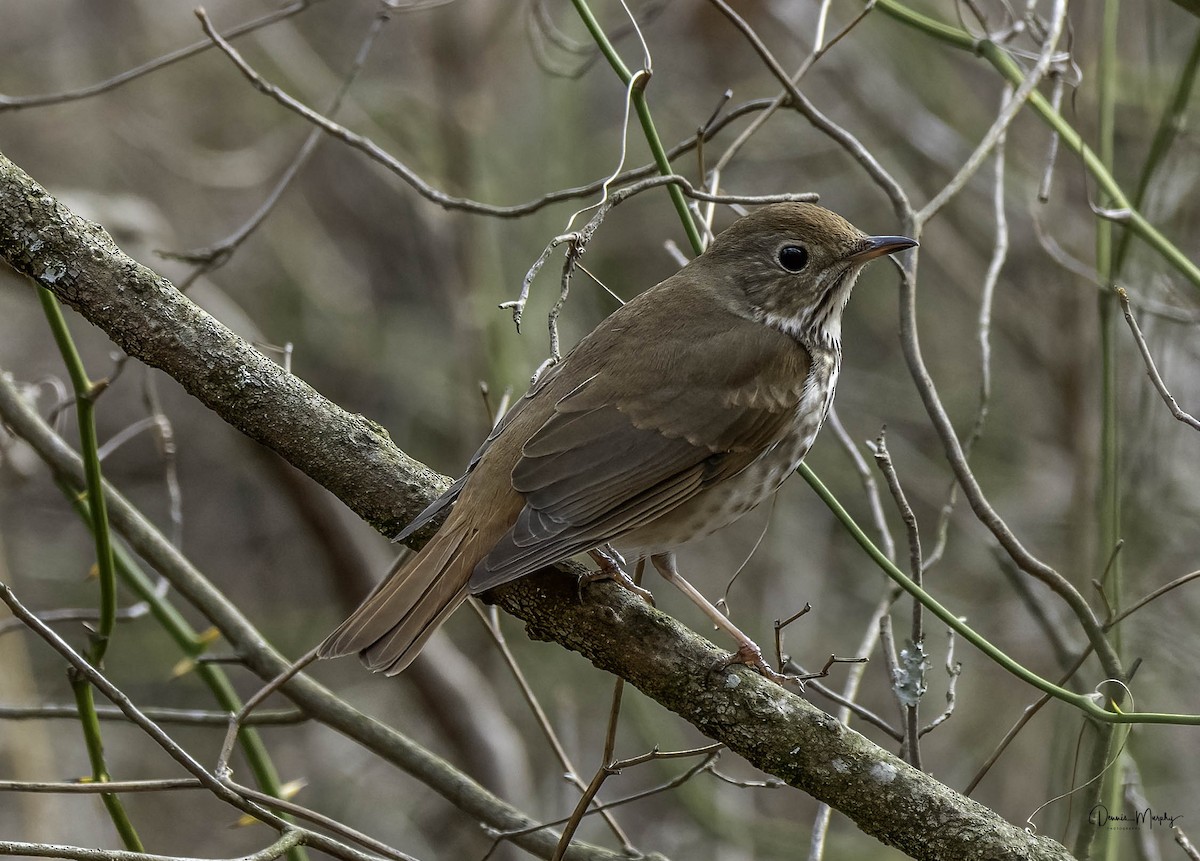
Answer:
(718, 643, 805, 689)
(576, 566, 656, 606)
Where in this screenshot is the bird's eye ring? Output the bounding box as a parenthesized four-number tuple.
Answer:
(778, 244, 809, 272)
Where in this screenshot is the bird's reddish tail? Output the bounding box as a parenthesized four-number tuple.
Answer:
(318, 522, 476, 675)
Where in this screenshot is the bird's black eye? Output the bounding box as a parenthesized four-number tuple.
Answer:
(778, 244, 809, 272)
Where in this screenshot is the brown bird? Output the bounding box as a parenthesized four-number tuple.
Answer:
(320, 203, 915, 679)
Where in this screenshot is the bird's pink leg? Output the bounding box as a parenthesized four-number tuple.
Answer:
(650, 552, 796, 686)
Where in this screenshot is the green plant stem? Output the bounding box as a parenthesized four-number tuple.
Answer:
(69, 680, 144, 851)
(1090, 6, 1123, 860)
(1113, 26, 1200, 276)
(874, 0, 1200, 291)
(869, 0, 976, 50)
(1088, 34, 1200, 852)
(38, 286, 140, 848)
(570, 0, 704, 255)
(116, 528, 289, 806)
(39, 291, 300, 860)
(797, 463, 1197, 725)
(37, 287, 117, 663)
(572, 0, 1197, 730)
(1096, 0, 1121, 633)
(62, 487, 307, 861)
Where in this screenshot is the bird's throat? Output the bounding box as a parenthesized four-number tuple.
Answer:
(760, 266, 857, 352)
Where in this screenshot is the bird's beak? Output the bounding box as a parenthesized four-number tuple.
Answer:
(850, 235, 918, 261)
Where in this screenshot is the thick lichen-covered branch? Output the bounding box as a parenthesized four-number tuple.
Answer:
(0, 150, 1073, 861)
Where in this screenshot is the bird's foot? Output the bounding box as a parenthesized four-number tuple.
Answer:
(581, 549, 656, 606)
(719, 642, 806, 689)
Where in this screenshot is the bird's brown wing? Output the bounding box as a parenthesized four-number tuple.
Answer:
(469, 303, 812, 593)
(392, 356, 572, 543)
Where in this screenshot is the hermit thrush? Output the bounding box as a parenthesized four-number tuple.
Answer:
(320, 203, 915, 679)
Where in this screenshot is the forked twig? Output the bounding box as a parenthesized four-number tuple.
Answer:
(217, 649, 319, 778)
(168, 2, 394, 293)
(469, 600, 634, 851)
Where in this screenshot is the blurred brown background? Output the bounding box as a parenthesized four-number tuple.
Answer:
(2, 1, 1199, 859)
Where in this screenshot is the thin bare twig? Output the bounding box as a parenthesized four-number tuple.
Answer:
(869, 431, 924, 610)
(168, 2, 394, 293)
(0, 703, 305, 726)
(828, 408, 895, 562)
(1037, 71, 1067, 202)
(470, 600, 634, 851)
(1177, 826, 1200, 861)
(964, 646, 1093, 795)
(0, 603, 148, 637)
(488, 749, 721, 850)
(706, 0, 910, 215)
(197, 9, 809, 224)
(897, 173, 1125, 691)
(995, 550, 1080, 670)
(717, 494, 777, 617)
(140, 375, 183, 549)
(217, 649, 319, 778)
(225, 778, 419, 861)
(707, 768, 783, 789)
(831, 592, 902, 736)
(773, 603, 813, 671)
(925, 96, 1010, 572)
(917, 18, 1066, 225)
(1031, 208, 1200, 324)
(0, 1, 324, 111)
(0, 583, 393, 861)
(804, 680, 902, 740)
(1031, 199, 1104, 282)
(708, 0, 878, 184)
(1116, 288, 1200, 431)
(0, 831, 306, 861)
(1121, 757, 1164, 861)
(1106, 569, 1200, 631)
(551, 765, 616, 861)
(599, 559, 644, 769)
(869, 430, 925, 768)
(0, 778, 202, 794)
(503, 173, 816, 354)
(783, 653, 870, 687)
(919, 628, 961, 737)
(878, 614, 907, 728)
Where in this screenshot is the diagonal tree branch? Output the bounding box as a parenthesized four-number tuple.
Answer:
(0, 149, 1075, 861)
(0, 151, 447, 540)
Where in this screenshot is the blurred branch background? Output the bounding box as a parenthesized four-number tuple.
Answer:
(1, 1, 1199, 859)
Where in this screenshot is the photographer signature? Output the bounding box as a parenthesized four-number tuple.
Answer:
(1090, 805, 1182, 829)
